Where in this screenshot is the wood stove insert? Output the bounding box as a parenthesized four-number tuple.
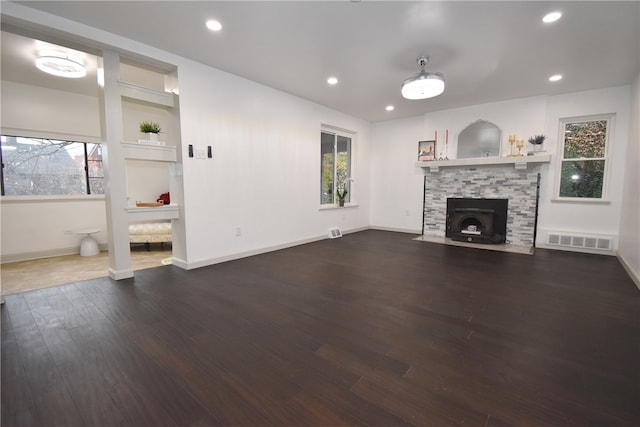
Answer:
(446, 198, 508, 244)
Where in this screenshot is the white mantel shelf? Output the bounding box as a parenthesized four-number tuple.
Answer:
(416, 154, 551, 172)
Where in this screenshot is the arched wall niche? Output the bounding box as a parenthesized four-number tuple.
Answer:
(457, 119, 502, 158)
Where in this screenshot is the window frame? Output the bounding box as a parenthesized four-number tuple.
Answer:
(0, 134, 104, 197)
(554, 114, 614, 202)
(320, 127, 355, 207)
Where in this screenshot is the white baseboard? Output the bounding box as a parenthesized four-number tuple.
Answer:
(181, 234, 329, 270)
(179, 226, 371, 270)
(171, 257, 188, 269)
(108, 268, 134, 280)
(617, 253, 640, 291)
(1, 244, 108, 264)
(369, 226, 422, 235)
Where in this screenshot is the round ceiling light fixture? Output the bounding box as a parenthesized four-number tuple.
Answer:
(401, 56, 445, 100)
(542, 11, 562, 23)
(35, 55, 86, 78)
(206, 19, 222, 31)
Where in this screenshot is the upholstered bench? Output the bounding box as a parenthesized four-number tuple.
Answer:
(128, 222, 172, 250)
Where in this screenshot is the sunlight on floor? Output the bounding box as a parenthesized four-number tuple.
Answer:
(1, 247, 172, 296)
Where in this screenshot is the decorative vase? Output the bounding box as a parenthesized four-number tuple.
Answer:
(146, 132, 159, 142)
(339, 199, 345, 207)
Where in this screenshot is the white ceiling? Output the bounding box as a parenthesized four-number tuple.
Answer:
(4, 1, 640, 123)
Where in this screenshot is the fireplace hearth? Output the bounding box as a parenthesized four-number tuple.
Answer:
(446, 198, 508, 244)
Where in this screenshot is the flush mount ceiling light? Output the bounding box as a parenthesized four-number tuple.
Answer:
(35, 54, 86, 78)
(401, 56, 445, 100)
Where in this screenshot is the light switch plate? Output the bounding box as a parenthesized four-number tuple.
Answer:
(194, 148, 207, 159)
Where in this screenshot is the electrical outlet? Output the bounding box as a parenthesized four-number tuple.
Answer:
(235, 227, 241, 237)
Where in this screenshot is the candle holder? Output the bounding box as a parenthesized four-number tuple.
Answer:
(516, 139, 524, 157)
(507, 134, 516, 157)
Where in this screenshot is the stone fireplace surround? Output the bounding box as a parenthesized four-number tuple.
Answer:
(421, 164, 543, 249)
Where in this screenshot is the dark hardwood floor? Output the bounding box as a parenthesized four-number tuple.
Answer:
(2, 230, 639, 426)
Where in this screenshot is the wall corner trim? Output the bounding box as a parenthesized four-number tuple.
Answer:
(617, 252, 640, 291)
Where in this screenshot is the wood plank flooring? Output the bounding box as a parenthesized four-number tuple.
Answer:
(2, 230, 639, 426)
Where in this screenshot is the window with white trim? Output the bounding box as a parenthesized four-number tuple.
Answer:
(320, 130, 352, 205)
(557, 114, 613, 200)
(0, 135, 104, 196)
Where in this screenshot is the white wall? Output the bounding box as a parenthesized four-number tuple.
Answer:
(537, 86, 631, 249)
(0, 198, 107, 262)
(0, 79, 109, 260)
(370, 116, 424, 233)
(1, 81, 101, 141)
(176, 60, 371, 267)
(370, 88, 632, 251)
(618, 72, 640, 287)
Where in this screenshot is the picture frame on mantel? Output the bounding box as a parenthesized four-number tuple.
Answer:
(418, 140, 436, 161)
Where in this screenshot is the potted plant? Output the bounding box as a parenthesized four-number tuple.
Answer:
(336, 186, 348, 207)
(527, 134, 546, 153)
(139, 121, 161, 141)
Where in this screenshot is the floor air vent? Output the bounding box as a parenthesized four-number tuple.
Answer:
(547, 233, 612, 251)
(328, 228, 342, 239)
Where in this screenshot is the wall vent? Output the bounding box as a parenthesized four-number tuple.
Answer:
(328, 227, 342, 239)
(546, 232, 612, 251)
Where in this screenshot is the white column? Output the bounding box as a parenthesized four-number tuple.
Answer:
(99, 50, 133, 279)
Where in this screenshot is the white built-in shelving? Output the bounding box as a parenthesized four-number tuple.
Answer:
(118, 73, 181, 222)
(121, 142, 176, 162)
(125, 204, 180, 221)
(118, 81, 175, 107)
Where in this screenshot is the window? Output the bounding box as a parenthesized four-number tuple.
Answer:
(320, 130, 352, 205)
(557, 115, 613, 200)
(0, 135, 104, 196)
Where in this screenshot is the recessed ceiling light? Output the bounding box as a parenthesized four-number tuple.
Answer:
(327, 77, 338, 85)
(385, 105, 394, 111)
(549, 74, 563, 82)
(206, 19, 222, 31)
(542, 11, 562, 23)
(35, 55, 86, 78)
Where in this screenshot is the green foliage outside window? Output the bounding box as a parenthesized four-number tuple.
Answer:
(559, 160, 605, 198)
(320, 131, 351, 205)
(559, 118, 608, 199)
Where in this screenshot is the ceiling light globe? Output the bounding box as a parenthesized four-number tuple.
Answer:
(542, 11, 562, 23)
(206, 20, 222, 31)
(385, 105, 394, 111)
(401, 72, 445, 100)
(549, 74, 563, 82)
(327, 77, 338, 85)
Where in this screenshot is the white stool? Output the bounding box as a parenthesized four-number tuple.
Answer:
(76, 229, 101, 256)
